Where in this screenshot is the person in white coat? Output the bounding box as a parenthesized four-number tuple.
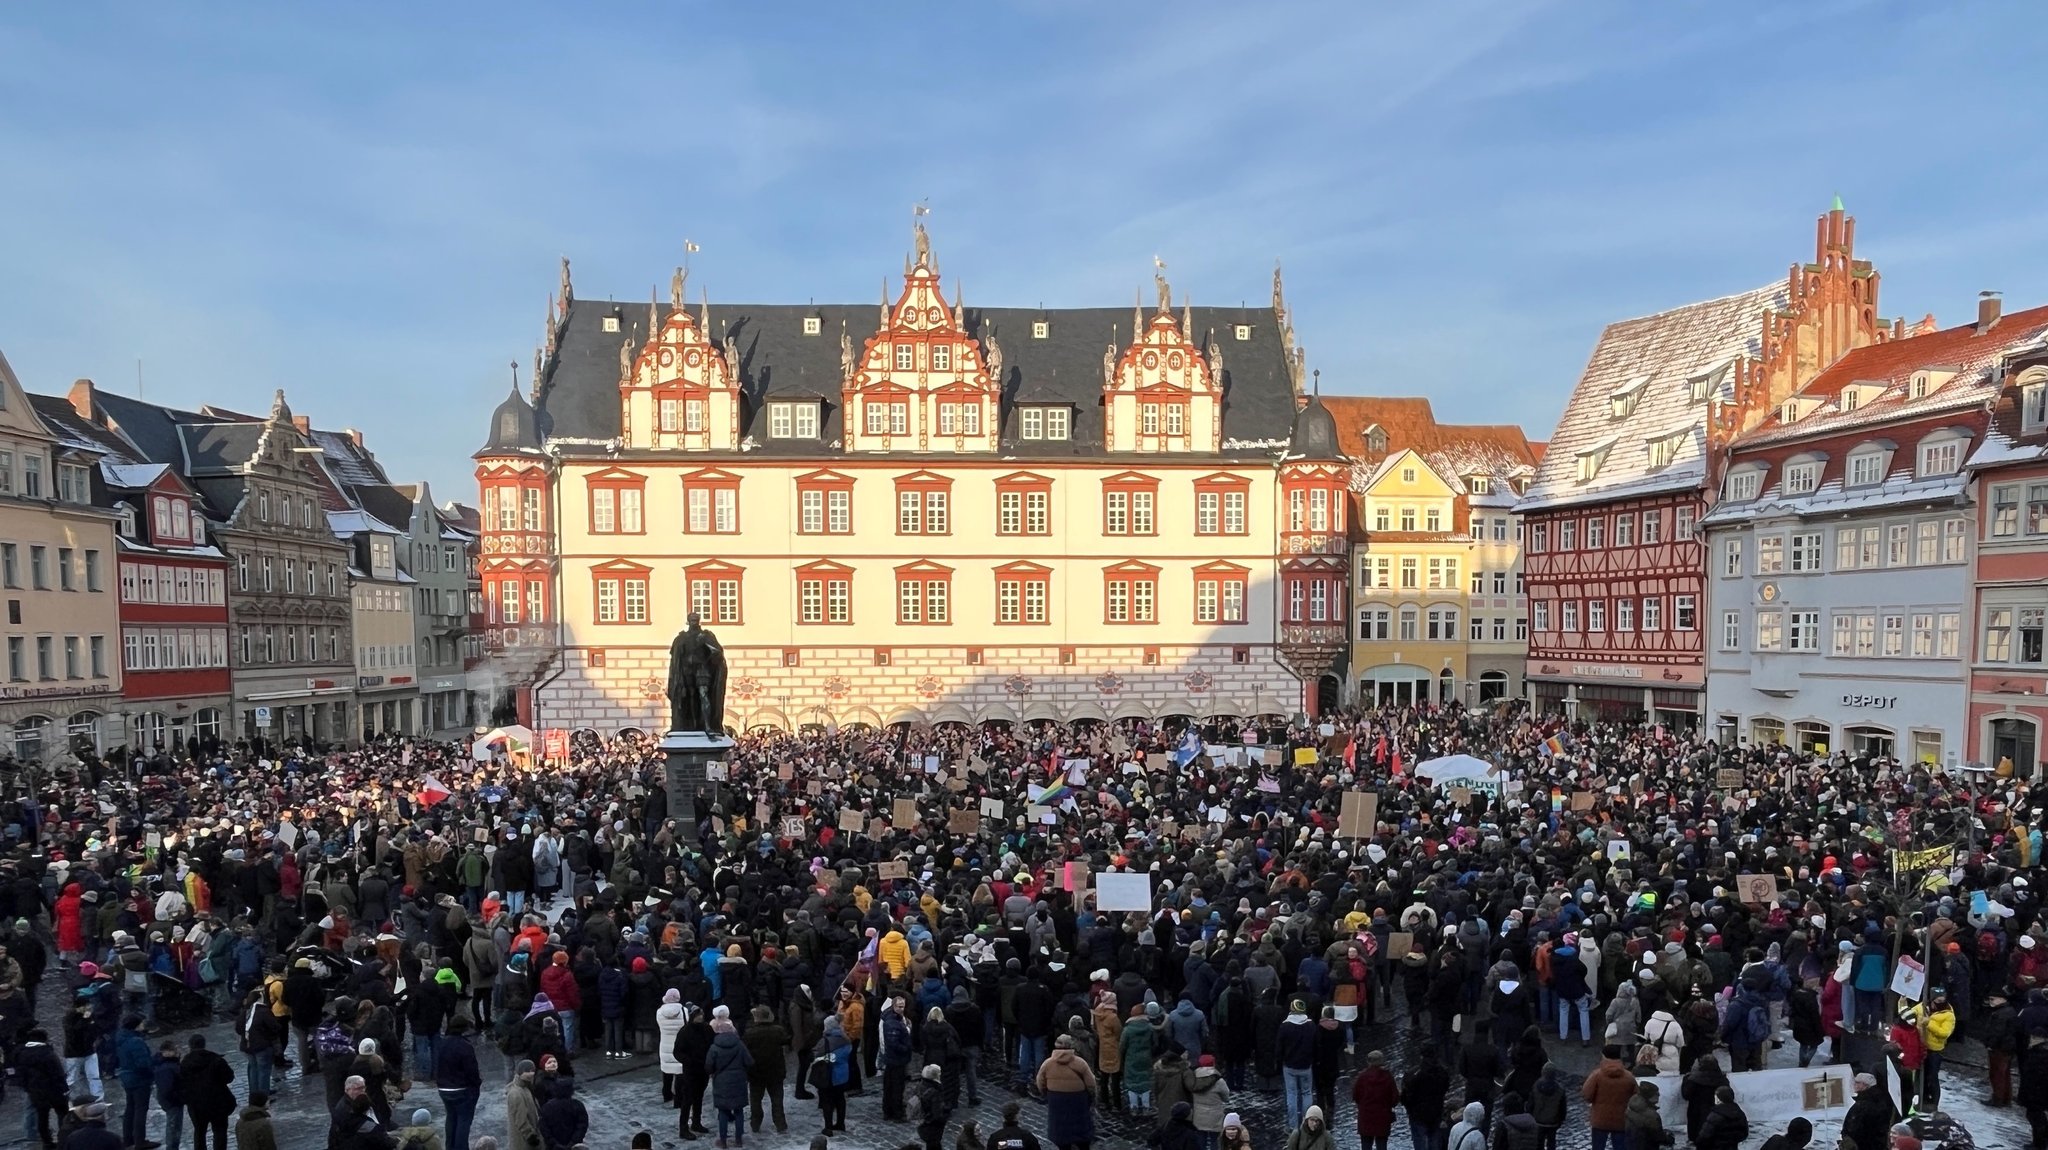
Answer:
(657, 988, 688, 1105)
(1641, 1008, 1684, 1074)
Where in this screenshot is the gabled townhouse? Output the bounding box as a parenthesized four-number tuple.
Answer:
(1965, 337, 2048, 774)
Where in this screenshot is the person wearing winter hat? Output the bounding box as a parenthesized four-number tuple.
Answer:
(1220, 1111, 1251, 1150)
(397, 1106, 444, 1150)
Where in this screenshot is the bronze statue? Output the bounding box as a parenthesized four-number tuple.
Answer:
(666, 613, 727, 733)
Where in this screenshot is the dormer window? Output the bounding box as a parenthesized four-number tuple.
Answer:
(1910, 369, 1957, 400)
(1646, 428, 1688, 470)
(768, 402, 820, 440)
(117, 504, 137, 539)
(1235, 325, 1252, 341)
(1468, 475, 1492, 494)
(1725, 470, 1760, 502)
(1609, 375, 1651, 420)
(802, 316, 821, 335)
(602, 315, 621, 333)
(1780, 400, 1800, 424)
(1019, 406, 1070, 442)
(1846, 445, 1892, 487)
(1781, 460, 1820, 494)
(1575, 437, 1616, 484)
(1687, 363, 1728, 404)
(1838, 382, 1883, 413)
(1032, 321, 1049, 339)
(1365, 426, 1388, 455)
(1918, 433, 1966, 478)
(2022, 379, 2047, 433)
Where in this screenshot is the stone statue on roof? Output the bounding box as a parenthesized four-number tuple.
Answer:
(1155, 270, 1171, 315)
(1103, 340, 1118, 389)
(618, 334, 633, 382)
(913, 220, 931, 269)
(839, 323, 855, 383)
(983, 330, 1003, 386)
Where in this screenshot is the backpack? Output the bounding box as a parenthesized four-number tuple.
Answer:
(315, 1022, 356, 1060)
(1743, 1003, 1770, 1046)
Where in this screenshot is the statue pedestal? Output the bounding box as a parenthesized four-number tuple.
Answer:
(660, 730, 734, 827)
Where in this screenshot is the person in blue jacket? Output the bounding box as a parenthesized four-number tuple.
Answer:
(112, 1017, 155, 1150)
(1852, 931, 1890, 1033)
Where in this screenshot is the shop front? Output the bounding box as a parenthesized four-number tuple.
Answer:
(358, 675, 420, 738)
(1526, 659, 1703, 729)
(1709, 679, 1961, 764)
(238, 676, 355, 748)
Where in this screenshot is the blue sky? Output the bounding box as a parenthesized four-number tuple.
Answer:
(4, 2, 2047, 496)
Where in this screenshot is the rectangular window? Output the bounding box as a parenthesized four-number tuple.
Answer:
(1849, 452, 1886, 486)
(1585, 517, 1604, 549)
(1141, 403, 1160, 435)
(2021, 608, 2045, 664)
(1789, 610, 1820, 652)
(1755, 610, 1782, 651)
(1516, 617, 1529, 641)
(1533, 601, 1550, 632)
(28, 546, 46, 590)
(1224, 491, 1245, 534)
(1723, 610, 1742, 651)
(1640, 511, 1662, 544)
(1105, 491, 1127, 535)
(1399, 607, 1419, 641)
(1944, 517, 1967, 562)
(1615, 597, 1633, 631)
(1788, 532, 1821, 573)
(591, 488, 615, 533)
(1986, 608, 2014, 661)
(1911, 613, 1935, 657)
(1309, 580, 1328, 622)
(1561, 601, 1579, 631)
(1493, 616, 1508, 641)
(769, 403, 794, 439)
(1782, 461, 1819, 494)
(56, 548, 73, 591)
(1427, 607, 1458, 640)
(1916, 520, 1939, 566)
(1888, 523, 1911, 567)
(1165, 404, 1184, 436)
(1832, 613, 1854, 655)
(1038, 408, 1066, 439)
(1560, 520, 1576, 550)
(21, 455, 40, 498)
(1675, 506, 1694, 538)
(1675, 595, 1695, 630)
(1836, 527, 1858, 570)
(1994, 485, 2022, 536)
(1938, 611, 1961, 658)
(1530, 523, 1547, 552)
(1756, 535, 1784, 574)
(1643, 596, 1664, 630)
(799, 490, 825, 534)
(1858, 526, 1881, 568)
(1723, 538, 1744, 577)
(1196, 492, 1219, 534)
(1855, 613, 1877, 656)
(1399, 558, 1417, 589)
(1586, 599, 1605, 632)
(1920, 439, 1961, 477)
(2027, 484, 2048, 535)
(1470, 615, 1485, 641)
(1020, 408, 1043, 439)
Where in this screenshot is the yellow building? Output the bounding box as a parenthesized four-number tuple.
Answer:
(1324, 398, 1540, 706)
(475, 236, 1355, 730)
(0, 349, 123, 760)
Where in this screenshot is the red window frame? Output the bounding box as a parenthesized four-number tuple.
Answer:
(682, 560, 744, 625)
(585, 468, 647, 536)
(992, 561, 1051, 625)
(590, 561, 652, 626)
(679, 468, 741, 535)
(1102, 560, 1161, 625)
(793, 470, 856, 536)
(1192, 474, 1251, 536)
(893, 561, 954, 625)
(1101, 472, 1160, 537)
(993, 472, 1054, 537)
(794, 560, 854, 625)
(1281, 474, 1345, 536)
(893, 471, 953, 536)
(1192, 561, 1250, 625)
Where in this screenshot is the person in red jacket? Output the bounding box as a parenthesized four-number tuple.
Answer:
(55, 883, 85, 964)
(1889, 1006, 1925, 1113)
(539, 952, 583, 1049)
(1350, 1049, 1398, 1150)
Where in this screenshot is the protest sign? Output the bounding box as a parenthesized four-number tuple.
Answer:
(837, 809, 864, 834)
(893, 798, 919, 827)
(1262, 747, 1284, 766)
(1062, 860, 1089, 892)
(1716, 768, 1745, 789)
(1605, 840, 1632, 862)
(1736, 873, 1779, 904)
(1147, 753, 1169, 771)
(923, 755, 940, 774)
(776, 764, 793, 780)
(1570, 792, 1594, 812)
(980, 797, 1005, 818)
(1094, 872, 1153, 913)
(1387, 931, 1414, 959)
(947, 809, 981, 834)
(1339, 790, 1378, 838)
(1890, 954, 1927, 1003)
(1448, 787, 1472, 806)
(1292, 746, 1318, 767)
(878, 860, 909, 880)
(780, 816, 806, 839)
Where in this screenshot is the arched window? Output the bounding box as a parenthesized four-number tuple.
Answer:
(65, 711, 101, 753)
(1477, 670, 1510, 701)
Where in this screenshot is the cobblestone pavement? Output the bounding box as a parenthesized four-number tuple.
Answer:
(5, 992, 2026, 1150)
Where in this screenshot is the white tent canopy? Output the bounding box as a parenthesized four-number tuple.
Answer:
(1413, 753, 1496, 781)
(472, 724, 535, 761)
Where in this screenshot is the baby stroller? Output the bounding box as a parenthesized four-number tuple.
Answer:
(149, 969, 212, 1030)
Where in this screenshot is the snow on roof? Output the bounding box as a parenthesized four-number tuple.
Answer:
(326, 508, 405, 536)
(1699, 466, 1967, 528)
(1519, 283, 1783, 513)
(98, 461, 168, 490)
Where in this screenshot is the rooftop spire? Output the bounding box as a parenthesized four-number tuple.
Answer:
(1830, 193, 1844, 213)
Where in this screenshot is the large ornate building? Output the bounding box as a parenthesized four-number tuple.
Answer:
(475, 230, 1352, 732)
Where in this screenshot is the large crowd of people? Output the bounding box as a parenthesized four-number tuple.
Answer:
(3, 698, 2046, 1150)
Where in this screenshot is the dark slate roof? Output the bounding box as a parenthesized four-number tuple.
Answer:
(92, 390, 215, 469)
(311, 429, 389, 487)
(178, 421, 268, 476)
(478, 387, 542, 456)
(191, 476, 249, 523)
(535, 298, 1299, 458)
(1286, 394, 1343, 461)
(350, 482, 416, 532)
(27, 395, 144, 462)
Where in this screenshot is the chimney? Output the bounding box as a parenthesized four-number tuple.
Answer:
(67, 378, 95, 420)
(344, 428, 364, 449)
(291, 415, 311, 435)
(1978, 291, 2003, 335)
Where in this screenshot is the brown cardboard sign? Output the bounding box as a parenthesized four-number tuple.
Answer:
(1387, 931, 1415, 958)
(943, 777, 968, 793)
(1338, 790, 1378, 838)
(1262, 747, 1284, 766)
(878, 860, 909, 880)
(947, 809, 981, 835)
(837, 809, 864, 834)
(1570, 792, 1595, 812)
(1716, 768, 1745, 789)
(1448, 787, 1472, 805)
(893, 798, 919, 827)
(776, 764, 793, 780)
(1147, 752, 1169, 771)
(1736, 873, 1779, 904)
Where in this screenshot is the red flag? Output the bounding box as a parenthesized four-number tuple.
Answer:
(1374, 733, 1388, 764)
(1390, 741, 1405, 778)
(418, 775, 451, 808)
(1343, 738, 1356, 769)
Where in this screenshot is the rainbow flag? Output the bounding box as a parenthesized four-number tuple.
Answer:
(1541, 734, 1567, 758)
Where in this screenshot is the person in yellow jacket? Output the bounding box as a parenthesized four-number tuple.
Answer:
(878, 929, 911, 985)
(1916, 992, 1957, 1109)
